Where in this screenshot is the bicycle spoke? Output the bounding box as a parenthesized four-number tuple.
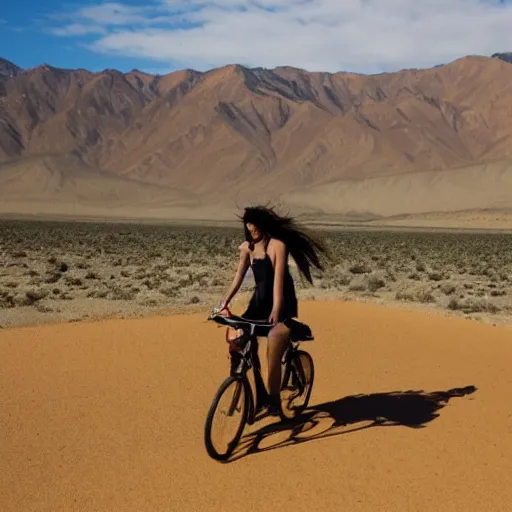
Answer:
(280, 349, 315, 420)
(204, 376, 249, 461)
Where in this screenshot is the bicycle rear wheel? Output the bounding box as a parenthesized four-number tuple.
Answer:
(280, 349, 315, 420)
(204, 375, 249, 461)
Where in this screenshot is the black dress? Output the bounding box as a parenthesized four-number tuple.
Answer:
(242, 239, 298, 322)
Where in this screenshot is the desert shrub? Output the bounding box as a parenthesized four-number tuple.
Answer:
(44, 272, 62, 284)
(133, 270, 147, 280)
(178, 276, 192, 287)
(448, 298, 501, 314)
(348, 282, 366, 292)
(64, 276, 82, 286)
(160, 286, 178, 297)
(35, 303, 53, 313)
(440, 283, 456, 295)
(416, 261, 426, 272)
(143, 278, 161, 290)
(396, 290, 415, 301)
(368, 276, 386, 292)
(483, 267, 497, 278)
(0, 291, 15, 308)
(25, 289, 48, 304)
(48, 258, 68, 272)
(87, 289, 109, 298)
(334, 273, 352, 287)
(110, 287, 136, 300)
(349, 263, 372, 274)
(415, 289, 436, 303)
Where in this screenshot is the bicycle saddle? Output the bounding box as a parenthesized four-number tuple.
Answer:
(208, 310, 314, 341)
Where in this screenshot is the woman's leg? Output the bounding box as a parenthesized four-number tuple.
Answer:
(266, 322, 291, 405)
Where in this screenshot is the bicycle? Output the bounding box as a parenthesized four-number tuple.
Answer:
(203, 306, 315, 461)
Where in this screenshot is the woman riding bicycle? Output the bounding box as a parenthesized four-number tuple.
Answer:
(218, 205, 328, 415)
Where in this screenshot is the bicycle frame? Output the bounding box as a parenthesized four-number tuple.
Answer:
(208, 307, 305, 425)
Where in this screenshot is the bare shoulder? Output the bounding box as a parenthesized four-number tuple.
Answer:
(238, 240, 250, 253)
(268, 238, 286, 253)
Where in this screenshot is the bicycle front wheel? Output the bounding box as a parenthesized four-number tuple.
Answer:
(204, 375, 249, 461)
(280, 349, 315, 420)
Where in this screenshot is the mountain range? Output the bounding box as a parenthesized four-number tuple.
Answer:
(1, 53, 512, 225)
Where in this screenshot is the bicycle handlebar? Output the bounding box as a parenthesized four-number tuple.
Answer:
(207, 307, 274, 332)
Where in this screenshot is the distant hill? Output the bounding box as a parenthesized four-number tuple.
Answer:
(492, 52, 512, 64)
(1, 53, 512, 224)
(0, 57, 21, 79)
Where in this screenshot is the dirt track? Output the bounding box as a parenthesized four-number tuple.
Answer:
(2, 300, 512, 511)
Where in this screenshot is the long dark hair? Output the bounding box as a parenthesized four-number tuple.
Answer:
(240, 205, 329, 284)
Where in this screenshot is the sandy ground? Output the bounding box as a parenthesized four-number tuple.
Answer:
(2, 300, 512, 512)
(368, 210, 512, 231)
(2, 152, 512, 232)
(2, 206, 512, 232)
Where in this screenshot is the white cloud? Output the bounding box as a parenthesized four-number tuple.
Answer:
(50, 0, 512, 73)
(51, 23, 107, 36)
(76, 2, 155, 26)
(48, 2, 169, 32)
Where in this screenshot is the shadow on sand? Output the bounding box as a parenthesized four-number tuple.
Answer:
(229, 385, 477, 462)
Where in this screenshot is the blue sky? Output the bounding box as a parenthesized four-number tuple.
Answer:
(0, 0, 178, 73)
(1, 0, 512, 74)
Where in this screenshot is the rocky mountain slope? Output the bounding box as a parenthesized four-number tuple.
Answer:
(1, 54, 512, 220)
(0, 58, 20, 79)
(492, 52, 512, 64)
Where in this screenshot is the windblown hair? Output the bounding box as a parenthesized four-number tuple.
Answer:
(240, 205, 329, 284)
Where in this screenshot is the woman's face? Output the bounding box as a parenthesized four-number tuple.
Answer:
(246, 222, 261, 240)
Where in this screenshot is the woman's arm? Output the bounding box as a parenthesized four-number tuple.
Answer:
(269, 239, 286, 324)
(220, 242, 250, 309)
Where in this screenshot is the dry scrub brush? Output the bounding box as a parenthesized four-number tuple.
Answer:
(0, 220, 511, 320)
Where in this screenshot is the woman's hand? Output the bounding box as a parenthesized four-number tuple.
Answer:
(268, 307, 281, 325)
(217, 300, 229, 315)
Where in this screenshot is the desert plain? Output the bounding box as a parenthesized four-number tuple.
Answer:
(1, 295, 512, 512)
(1, 218, 511, 329)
